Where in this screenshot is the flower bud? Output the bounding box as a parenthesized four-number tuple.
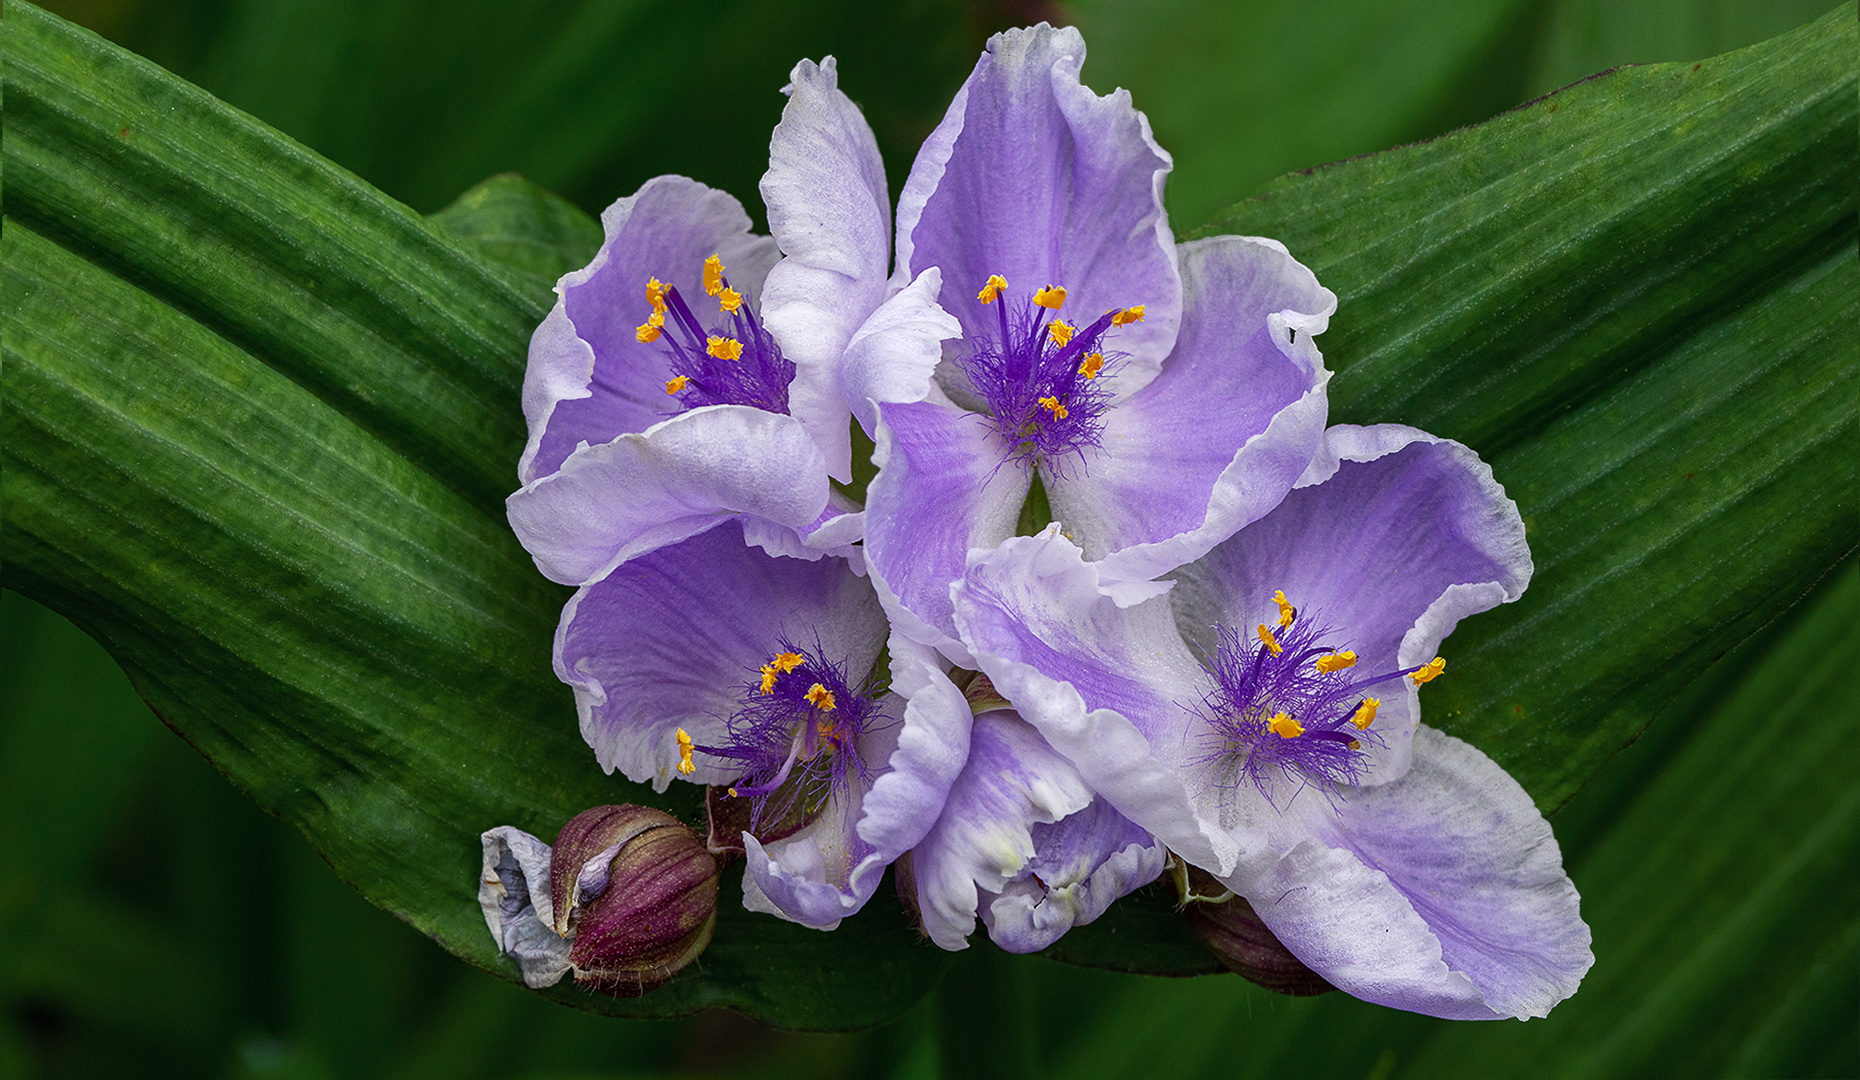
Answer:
(548, 805, 720, 997)
(1179, 865, 1334, 997)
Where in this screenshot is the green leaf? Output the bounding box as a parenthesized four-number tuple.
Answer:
(2, 2, 947, 1028)
(429, 175, 603, 301)
(1042, 561, 1860, 1080)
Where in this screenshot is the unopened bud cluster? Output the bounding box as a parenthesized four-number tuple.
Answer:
(480, 804, 719, 998)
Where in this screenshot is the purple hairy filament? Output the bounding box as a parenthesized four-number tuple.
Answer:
(697, 645, 879, 835)
(957, 293, 1122, 469)
(650, 279, 794, 415)
(1194, 599, 1440, 799)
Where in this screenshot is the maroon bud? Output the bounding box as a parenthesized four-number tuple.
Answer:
(548, 805, 719, 998)
(1178, 864, 1333, 996)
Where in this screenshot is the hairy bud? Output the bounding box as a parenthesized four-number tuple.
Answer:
(1178, 864, 1334, 996)
(548, 805, 720, 997)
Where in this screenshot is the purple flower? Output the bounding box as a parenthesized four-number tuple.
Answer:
(949, 425, 1593, 1019)
(553, 521, 969, 928)
(508, 58, 958, 587)
(905, 704, 1165, 952)
(855, 25, 1335, 661)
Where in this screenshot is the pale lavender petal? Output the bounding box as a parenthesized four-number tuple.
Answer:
(522, 176, 780, 483)
(1167, 425, 1531, 784)
(1050, 236, 1333, 579)
(952, 531, 1240, 875)
(479, 827, 571, 988)
(553, 521, 886, 790)
(911, 709, 1164, 952)
(738, 679, 912, 930)
(738, 636, 969, 930)
(864, 399, 1031, 659)
(1237, 727, 1591, 1020)
(857, 634, 972, 865)
(507, 405, 830, 586)
(987, 795, 1164, 954)
(910, 708, 1095, 950)
(737, 492, 866, 563)
(840, 267, 964, 436)
(759, 57, 893, 482)
(740, 763, 881, 931)
(894, 24, 1180, 389)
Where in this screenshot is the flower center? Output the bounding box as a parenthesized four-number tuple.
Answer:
(636, 253, 794, 415)
(1195, 590, 1444, 798)
(693, 644, 878, 831)
(957, 274, 1145, 468)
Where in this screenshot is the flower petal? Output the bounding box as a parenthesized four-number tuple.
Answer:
(522, 176, 779, 483)
(857, 633, 973, 867)
(739, 634, 973, 930)
(1235, 727, 1592, 1020)
(479, 827, 572, 989)
(759, 57, 894, 482)
(740, 766, 881, 931)
(553, 521, 887, 790)
(840, 267, 964, 437)
(863, 399, 1032, 660)
(952, 531, 1240, 875)
(1167, 426, 1531, 784)
(910, 708, 1164, 952)
(507, 405, 830, 587)
(1050, 236, 1333, 579)
(893, 24, 1180, 391)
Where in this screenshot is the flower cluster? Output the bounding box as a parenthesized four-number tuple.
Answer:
(481, 26, 1592, 1020)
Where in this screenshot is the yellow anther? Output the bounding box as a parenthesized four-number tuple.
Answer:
(1266, 711, 1303, 739)
(1348, 738, 1362, 750)
(1411, 657, 1446, 686)
(978, 274, 1008, 304)
(1078, 352, 1104, 379)
(707, 336, 743, 360)
(1315, 650, 1358, 674)
(1272, 589, 1297, 627)
(675, 727, 697, 775)
(1038, 396, 1069, 420)
(804, 683, 837, 711)
(1112, 305, 1146, 327)
(1256, 623, 1283, 656)
(1352, 698, 1380, 730)
(758, 664, 779, 694)
(718, 287, 744, 314)
(1048, 320, 1075, 346)
(773, 652, 805, 673)
(703, 254, 726, 297)
(664, 375, 689, 395)
(635, 311, 665, 343)
(646, 277, 669, 312)
(1033, 285, 1067, 310)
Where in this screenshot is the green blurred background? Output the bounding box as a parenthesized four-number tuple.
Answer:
(3, 0, 1850, 1077)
